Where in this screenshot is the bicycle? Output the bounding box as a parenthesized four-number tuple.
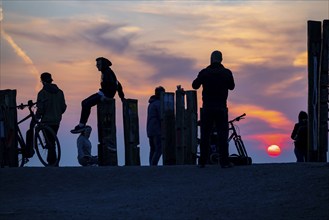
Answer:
(197, 113, 252, 165)
(15, 100, 61, 167)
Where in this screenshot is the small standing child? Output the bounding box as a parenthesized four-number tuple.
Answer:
(77, 125, 98, 166)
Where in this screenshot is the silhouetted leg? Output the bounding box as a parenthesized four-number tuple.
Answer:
(294, 147, 304, 162)
(80, 93, 101, 125)
(46, 124, 59, 166)
(215, 108, 229, 166)
(149, 137, 156, 165)
(151, 135, 162, 166)
(200, 108, 213, 166)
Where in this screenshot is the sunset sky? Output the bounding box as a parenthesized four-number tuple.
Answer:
(1, 1, 328, 166)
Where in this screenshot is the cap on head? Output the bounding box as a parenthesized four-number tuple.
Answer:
(210, 50, 223, 64)
(96, 57, 112, 67)
(155, 86, 165, 97)
(40, 72, 53, 83)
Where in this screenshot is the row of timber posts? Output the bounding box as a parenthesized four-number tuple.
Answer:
(307, 20, 328, 162)
(97, 98, 140, 166)
(161, 86, 198, 165)
(0, 90, 18, 167)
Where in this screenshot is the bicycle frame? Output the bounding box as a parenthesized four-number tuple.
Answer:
(16, 101, 37, 166)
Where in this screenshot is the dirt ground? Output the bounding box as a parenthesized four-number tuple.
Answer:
(0, 163, 329, 220)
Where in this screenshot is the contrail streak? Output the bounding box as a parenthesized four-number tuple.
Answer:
(1, 8, 40, 91)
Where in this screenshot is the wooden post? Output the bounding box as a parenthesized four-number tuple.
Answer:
(307, 20, 322, 162)
(122, 99, 140, 166)
(175, 85, 185, 165)
(319, 20, 329, 162)
(185, 90, 198, 165)
(0, 90, 18, 167)
(161, 92, 176, 165)
(97, 99, 117, 166)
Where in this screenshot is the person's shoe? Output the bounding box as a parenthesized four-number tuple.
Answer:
(70, 125, 86, 134)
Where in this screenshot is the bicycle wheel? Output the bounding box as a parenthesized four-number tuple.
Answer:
(34, 125, 61, 166)
(17, 131, 27, 167)
(233, 136, 245, 156)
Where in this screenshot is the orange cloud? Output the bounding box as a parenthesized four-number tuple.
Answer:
(293, 51, 307, 67)
(247, 133, 291, 150)
(230, 104, 293, 130)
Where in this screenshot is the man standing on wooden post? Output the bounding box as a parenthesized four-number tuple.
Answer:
(71, 57, 125, 133)
(147, 86, 165, 165)
(192, 50, 235, 168)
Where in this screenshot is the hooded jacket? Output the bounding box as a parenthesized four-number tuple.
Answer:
(146, 95, 161, 137)
(36, 83, 67, 125)
(100, 67, 125, 100)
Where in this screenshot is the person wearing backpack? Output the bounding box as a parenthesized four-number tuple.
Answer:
(291, 111, 308, 162)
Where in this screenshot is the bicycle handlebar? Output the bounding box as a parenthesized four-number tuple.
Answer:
(228, 113, 246, 123)
(16, 99, 48, 110)
(17, 100, 37, 110)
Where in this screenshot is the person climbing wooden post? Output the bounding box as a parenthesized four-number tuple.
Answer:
(97, 99, 117, 166)
(161, 92, 176, 165)
(123, 99, 140, 166)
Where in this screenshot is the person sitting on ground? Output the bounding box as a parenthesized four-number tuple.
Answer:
(77, 125, 98, 166)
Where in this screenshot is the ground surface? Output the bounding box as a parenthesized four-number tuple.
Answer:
(0, 163, 329, 220)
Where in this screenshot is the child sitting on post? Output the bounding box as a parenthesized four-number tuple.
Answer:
(77, 125, 98, 166)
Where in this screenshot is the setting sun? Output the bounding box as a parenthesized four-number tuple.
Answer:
(267, 145, 281, 157)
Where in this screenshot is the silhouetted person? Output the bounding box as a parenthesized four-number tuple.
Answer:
(147, 86, 165, 166)
(192, 50, 235, 168)
(36, 72, 67, 166)
(71, 57, 125, 133)
(291, 111, 308, 162)
(77, 125, 98, 166)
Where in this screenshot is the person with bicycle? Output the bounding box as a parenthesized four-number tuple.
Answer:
(71, 57, 125, 134)
(192, 50, 235, 168)
(36, 72, 67, 166)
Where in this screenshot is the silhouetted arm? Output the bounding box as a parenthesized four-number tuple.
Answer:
(227, 70, 235, 90)
(192, 72, 203, 90)
(117, 81, 125, 101)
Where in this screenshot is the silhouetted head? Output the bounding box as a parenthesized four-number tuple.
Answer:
(40, 72, 53, 83)
(82, 125, 92, 137)
(96, 57, 112, 71)
(210, 50, 223, 64)
(298, 111, 308, 122)
(155, 86, 165, 98)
